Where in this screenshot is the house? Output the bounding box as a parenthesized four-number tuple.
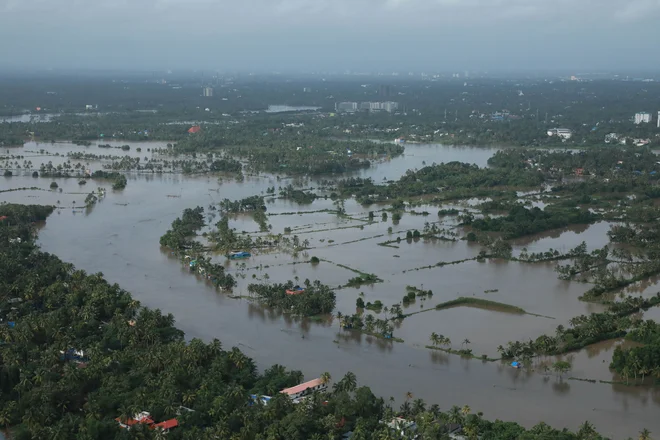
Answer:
(280, 378, 328, 400)
(547, 128, 572, 140)
(0, 216, 8, 222)
(249, 395, 272, 406)
(384, 417, 418, 437)
(60, 349, 88, 364)
(286, 286, 305, 295)
(116, 411, 154, 429)
(187, 126, 201, 134)
(154, 418, 178, 432)
(574, 168, 584, 176)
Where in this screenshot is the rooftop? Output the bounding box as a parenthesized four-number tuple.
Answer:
(280, 378, 324, 396)
(154, 419, 178, 430)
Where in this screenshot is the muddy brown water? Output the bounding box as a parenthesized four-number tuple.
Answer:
(2, 142, 660, 437)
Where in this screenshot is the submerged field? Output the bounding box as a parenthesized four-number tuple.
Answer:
(4, 141, 660, 437)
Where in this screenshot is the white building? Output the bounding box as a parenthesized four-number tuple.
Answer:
(203, 87, 214, 97)
(604, 133, 619, 144)
(280, 378, 328, 401)
(384, 417, 418, 438)
(547, 128, 573, 140)
(381, 101, 399, 112)
(336, 102, 358, 112)
(634, 112, 651, 124)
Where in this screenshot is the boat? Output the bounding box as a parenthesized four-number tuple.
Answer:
(228, 251, 251, 260)
(511, 361, 521, 369)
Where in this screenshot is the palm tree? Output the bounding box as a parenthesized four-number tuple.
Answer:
(430, 332, 440, 347)
(405, 391, 413, 401)
(461, 405, 471, 416)
(448, 405, 463, 425)
(344, 371, 358, 391)
(577, 421, 598, 439)
(462, 339, 471, 349)
(320, 372, 332, 386)
(639, 428, 652, 440)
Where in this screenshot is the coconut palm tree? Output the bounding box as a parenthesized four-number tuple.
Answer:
(430, 332, 440, 347)
(639, 428, 652, 440)
(320, 372, 332, 386)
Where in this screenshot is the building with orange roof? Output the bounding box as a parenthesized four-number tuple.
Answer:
(280, 378, 327, 400)
(115, 411, 154, 429)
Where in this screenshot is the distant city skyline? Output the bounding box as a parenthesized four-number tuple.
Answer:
(2, 0, 660, 71)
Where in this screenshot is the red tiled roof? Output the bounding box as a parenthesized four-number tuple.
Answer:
(0, 216, 8, 221)
(154, 419, 178, 430)
(286, 289, 305, 295)
(281, 378, 324, 396)
(115, 413, 154, 427)
(188, 126, 201, 134)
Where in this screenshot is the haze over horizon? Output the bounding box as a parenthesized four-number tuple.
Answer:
(2, 0, 660, 72)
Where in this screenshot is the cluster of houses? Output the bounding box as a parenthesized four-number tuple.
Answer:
(113, 376, 466, 438)
(605, 133, 651, 146)
(115, 407, 193, 433)
(115, 411, 179, 433)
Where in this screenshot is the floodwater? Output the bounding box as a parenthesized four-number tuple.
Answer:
(2, 142, 660, 437)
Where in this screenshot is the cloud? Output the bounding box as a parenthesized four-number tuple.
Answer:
(0, 0, 659, 70)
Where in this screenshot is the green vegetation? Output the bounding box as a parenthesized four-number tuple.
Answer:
(346, 273, 382, 288)
(365, 300, 384, 312)
(159, 206, 205, 250)
(469, 205, 599, 239)
(499, 295, 660, 360)
(247, 280, 336, 316)
(339, 313, 396, 340)
(434, 297, 526, 315)
(219, 195, 266, 213)
(402, 286, 433, 306)
(611, 319, 660, 384)
(279, 184, 317, 204)
(90, 170, 127, 190)
(252, 209, 269, 232)
(337, 162, 544, 204)
(159, 207, 236, 290)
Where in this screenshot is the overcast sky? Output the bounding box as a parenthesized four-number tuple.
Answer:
(2, 0, 660, 72)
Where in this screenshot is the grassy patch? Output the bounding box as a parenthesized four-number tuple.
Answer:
(363, 330, 404, 343)
(434, 297, 526, 314)
(425, 345, 499, 361)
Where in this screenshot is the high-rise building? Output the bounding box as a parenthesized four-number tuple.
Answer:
(379, 85, 391, 97)
(336, 102, 358, 112)
(634, 112, 651, 124)
(203, 87, 214, 97)
(381, 102, 398, 112)
(658, 111, 660, 128)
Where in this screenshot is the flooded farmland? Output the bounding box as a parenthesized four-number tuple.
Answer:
(2, 141, 660, 437)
